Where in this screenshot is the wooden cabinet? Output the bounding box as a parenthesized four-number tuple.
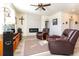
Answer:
(0, 36, 3, 56)
(13, 33, 20, 51)
(0, 33, 21, 56)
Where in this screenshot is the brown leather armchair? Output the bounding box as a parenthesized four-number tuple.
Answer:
(36, 28, 49, 40)
(48, 29, 79, 55)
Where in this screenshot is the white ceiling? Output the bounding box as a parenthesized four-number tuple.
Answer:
(12, 1, 79, 16)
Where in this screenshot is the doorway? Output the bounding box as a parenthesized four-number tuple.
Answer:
(69, 17, 73, 29)
(45, 21, 49, 28)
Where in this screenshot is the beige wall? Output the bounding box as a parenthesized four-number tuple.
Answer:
(0, 3, 15, 34)
(44, 12, 79, 36)
(48, 12, 63, 35)
(15, 10, 79, 36)
(15, 12, 41, 36)
(61, 13, 79, 31)
(40, 15, 49, 31)
(15, 12, 27, 36)
(0, 4, 4, 34)
(4, 4, 15, 24)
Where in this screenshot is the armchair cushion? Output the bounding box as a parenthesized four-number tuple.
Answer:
(48, 35, 67, 41)
(48, 40, 74, 55)
(48, 35, 61, 38)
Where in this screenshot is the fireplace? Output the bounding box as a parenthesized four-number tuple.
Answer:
(29, 28, 38, 33)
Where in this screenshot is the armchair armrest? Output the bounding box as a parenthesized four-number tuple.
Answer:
(48, 37, 74, 55)
(48, 35, 61, 38)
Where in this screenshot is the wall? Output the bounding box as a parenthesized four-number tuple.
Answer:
(4, 4, 15, 25)
(15, 12, 41, 36)
(3, 3, 16, 33)
(48, 12, 62, 36)
(40, 15, 49, 31)
(0, 3, 15, 34)
(15, 12, 27, 36)
(27, 13, 41, 36)
(71, 14, 79, 29)
(15, 10, 79, 36)
(0, 4, 4, 34)
(61, 13, 71, 32)
(40, 12, 63, 36)
(61, 13, 79, 31)
(46, 12, 79, 36)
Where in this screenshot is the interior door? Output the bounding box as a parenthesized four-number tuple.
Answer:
(69, 18, 73, 29)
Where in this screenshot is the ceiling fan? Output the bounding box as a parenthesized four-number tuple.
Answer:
(30, 3, 51, 11)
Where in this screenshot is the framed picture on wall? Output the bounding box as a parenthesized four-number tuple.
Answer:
(53, 18, 58, 25)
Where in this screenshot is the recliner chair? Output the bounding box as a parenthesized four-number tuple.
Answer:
(48, 29, 79, 55)
(36, 28, 49, 40)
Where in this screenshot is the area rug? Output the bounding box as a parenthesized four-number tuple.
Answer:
(39, 40, 48, 46)
(24, 36, 49, 56)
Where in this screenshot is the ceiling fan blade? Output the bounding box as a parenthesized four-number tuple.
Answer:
(35, 7, 40, 10)
(42, 7, 46, 11)
(30, 4, 38, 6)
(43, 4, 51, 6)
